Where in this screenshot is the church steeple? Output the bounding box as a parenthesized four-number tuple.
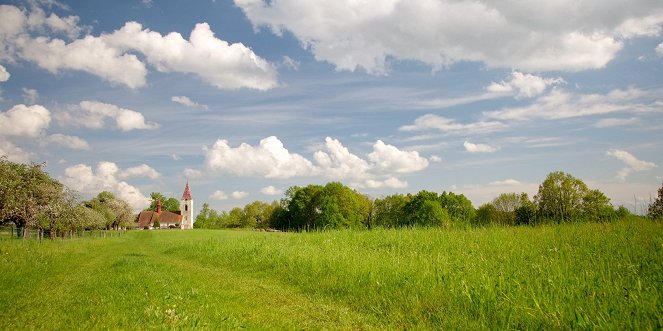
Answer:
(180, 181, 194, 230)
(182, 181, 192, 200)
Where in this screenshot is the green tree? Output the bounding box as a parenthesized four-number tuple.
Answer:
(534, 171, 589, 223)
(581, 189, 615, 222)
(648, 183, 663, 220)
(474, 203, 497, 227)
(146, 192, 180, 213)
(84, 191, 134, 230)
(403, 191, 449, 227)
(194, 202, 212, 228)
(372, 194, 410, 228)
(491, 193, 530, 226)
(439, 191, 475, 224)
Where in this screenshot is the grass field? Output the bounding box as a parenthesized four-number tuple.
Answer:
(0, 219, 661, 329)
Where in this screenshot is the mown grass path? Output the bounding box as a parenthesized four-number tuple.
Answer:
(1, 220, 662, 329)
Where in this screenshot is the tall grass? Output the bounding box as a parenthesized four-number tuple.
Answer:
(0, 219, 661, 329)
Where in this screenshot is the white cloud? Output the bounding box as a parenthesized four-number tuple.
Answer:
(400, 114, 506, 135)
(56, 100, 159, 131)
(0, 64, 9, 82)
(171, 95, 208, 109)
(365, 177, 408, 189)
(464, 141, 497, 153)
(429, 155, 442, 163)
(1, 4, 277, 90)
(486, 71, 564, 98)
(232, 191, 249, 199)
(593, 117, 639, 128)
(489, 179, 522, 186)
(235, 0, 661, 73)
(202, 136, 430, 189)
(16, 35, 148, 88)
(368, 140, 428, 173)
(21, 88, 38, 104)
(0, 140, 31, 163)
(61, 161, 150, 211)
(0, 104, 50, 137)
(210, 190, 228, 200)
(656, 42, 663, 57)
(102, 21, 278, 90)
(483, 87, 657, 122)
(46, 133, 89, 150)
(606, 149, 657, 181)
(260, 185, 282, 195)
(118, 164, 161, 179)
(205, 136, 315, 179)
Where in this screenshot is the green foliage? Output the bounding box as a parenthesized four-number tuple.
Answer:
(648, 183, 663, 220)
(372, 194, 410, 228)
(474, 203, 497, 227)
(146, 192, 180, 213)
(581, 189, 615, 222)
(84, 191, 134, 230)
(439, 191, 475, 224)
(535, 171, 589, 223)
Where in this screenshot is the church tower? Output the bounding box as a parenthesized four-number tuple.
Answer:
(180, 181, 193, 229)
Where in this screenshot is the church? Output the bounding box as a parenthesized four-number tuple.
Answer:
(136, 182, 194, 230)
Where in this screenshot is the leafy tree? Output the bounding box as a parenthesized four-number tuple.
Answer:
(439, 191, 475, 224)
(372, 194, 410, 228)
(242, 201, 275, 229)
(515, 202, 537, 225)
(534, 171, 589, 223)
(146, 192, 180, 213)
(491, 193, 530, 225)
(648, 183, 663, 220)
(474, 203, 497, 227)
(615, 205, 631, 219)
(581, 189, 615, 222)
(194, 202, 212, 228)
(403, 191, 449, 227)
(283, 185, 323, 230)
(84, 191, 134, 230)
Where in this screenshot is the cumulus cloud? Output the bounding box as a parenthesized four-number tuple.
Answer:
(56, 100, 159, 131)
(46, 133, 89, 150)
(102, 21, 278, 90)
(171, 95, 208, 109)
(606, 149, 657, 181)
(15, 35, 148, 88)
(657, 42, 663, 57)
(118, 164, 161, 179)
(0, 4, 277, 90)
(483, 87, 658, 122)
(464, 141, 498, 153)
(61, 161, 151, 210)
(260, 185, 282, 195)
(0, 64, 9, 82)
(400, 114, 506, 135)
(202, 136, 430, 189)
(368, 140, 428, 173)
(0, 140, 31, 163)
(486, 71, 564, 98)
(210, 190, 228, 200)
(0, 104, 50, 137)
(235, 0, 661, 73)
(232, 191, 249, 199)
(205, 136, 315, 179)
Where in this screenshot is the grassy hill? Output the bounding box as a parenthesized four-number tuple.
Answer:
(0, 219, 661, 329)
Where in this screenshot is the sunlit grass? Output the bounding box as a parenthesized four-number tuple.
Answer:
(1, 219, 661, 329)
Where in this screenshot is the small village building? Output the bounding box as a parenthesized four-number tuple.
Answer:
(136, 182, 194, 229)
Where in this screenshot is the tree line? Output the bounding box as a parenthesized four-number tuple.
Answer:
(2, 156, 663, 237)
(197, 171, 663, 231)
(0, 158, 134, 239)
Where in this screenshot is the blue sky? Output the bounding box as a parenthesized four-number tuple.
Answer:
(1, 0, 662, 215)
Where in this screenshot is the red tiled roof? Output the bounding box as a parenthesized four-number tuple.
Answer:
(181, 181, 192, 200)
(136, 210, 182, 228)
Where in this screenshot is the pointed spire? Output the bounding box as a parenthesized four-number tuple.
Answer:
(181, 181, 192, 200)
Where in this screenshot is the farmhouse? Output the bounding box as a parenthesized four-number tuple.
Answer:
(136, 182, 194, 229)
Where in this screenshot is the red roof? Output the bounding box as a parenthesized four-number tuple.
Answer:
(181, 181, 192, 200)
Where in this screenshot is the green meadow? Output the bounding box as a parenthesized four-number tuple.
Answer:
(0, 219, 661, 330)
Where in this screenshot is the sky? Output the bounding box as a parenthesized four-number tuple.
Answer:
(0, 0, 662, 215)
